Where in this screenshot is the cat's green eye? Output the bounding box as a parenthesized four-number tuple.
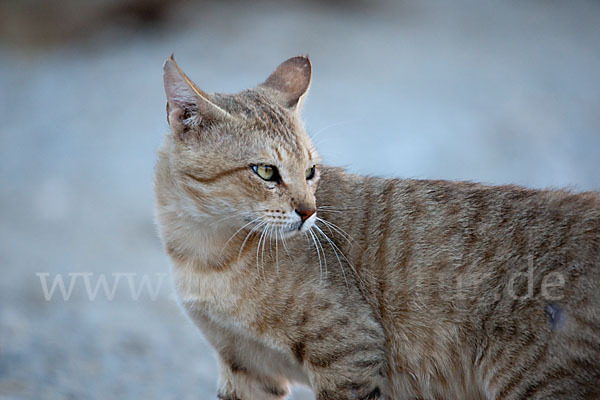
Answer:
(252, 165, 279, 182)
(305, 165, 316, 180)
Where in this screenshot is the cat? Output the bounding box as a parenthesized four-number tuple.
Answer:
(154, 55, 600, 399)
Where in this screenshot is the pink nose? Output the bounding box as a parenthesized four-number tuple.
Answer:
(295, 207, 316, 222)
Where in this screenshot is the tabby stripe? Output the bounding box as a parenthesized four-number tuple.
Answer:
(565, 336, 600, 353)
(495, 341, 549, 400)
(309, 317, 354, 342)
(374, 181, 395, 325)
(520, 358, 597, 399)
(571, 313, 600, 333)
(230, 361, 248, 374)
(327, 383, 381, 400)
(482, 342, 508, 383)
(519, 373, 555, 398)
(274, 148, 283, 162)
(353, 358, 384, 369)
(358, 325, 384, 340)
(377, 181, 395, 266)
(310, 322, 338, 342)
(262, 383, 287, 397)
(489, 331, 538, 388)
(307, 343, 383, 369)
(291, 341, 306, 363)
(184, 167, 248, 184)
(474, 337, 489, 370)
(463, 190, 487, 253)
(357, 180, 373, 274)
(475, 297, 503, 369)
(217, 393, 241, 400)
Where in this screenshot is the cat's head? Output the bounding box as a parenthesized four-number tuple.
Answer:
(157, 55, 320, 237)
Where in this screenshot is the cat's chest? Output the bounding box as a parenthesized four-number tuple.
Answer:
(172, 263, 244, 314)
(171, 260, 276, 334)
(173, 264, 310, 385)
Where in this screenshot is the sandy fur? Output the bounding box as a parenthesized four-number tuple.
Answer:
(155, 56, 600, 399)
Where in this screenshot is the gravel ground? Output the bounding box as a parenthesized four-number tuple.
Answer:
(1, 1, 599, 399)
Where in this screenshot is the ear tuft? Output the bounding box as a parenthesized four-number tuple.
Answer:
(163, 55, 233, 139)
(260, 56, 312, 110)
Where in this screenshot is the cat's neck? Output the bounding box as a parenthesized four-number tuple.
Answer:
(158, 210, 249, 272)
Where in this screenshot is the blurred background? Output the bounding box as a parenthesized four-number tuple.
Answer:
(1, 0, 599, 399)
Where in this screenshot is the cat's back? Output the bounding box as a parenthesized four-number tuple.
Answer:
(321, 166, 600, 308)
(319, 165, 600, 318)
(316, 166, 600, 398)
(318, 165, 600, 278)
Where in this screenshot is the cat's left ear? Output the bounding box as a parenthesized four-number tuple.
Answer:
(163, 55, 234, 139)
(260, 56, 312, 112)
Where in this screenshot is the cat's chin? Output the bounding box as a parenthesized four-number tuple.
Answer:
(279, 230, 300, 240)
(279, 221, 312, 239)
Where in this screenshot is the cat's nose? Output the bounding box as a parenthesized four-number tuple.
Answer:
(295, 207, 316, 222)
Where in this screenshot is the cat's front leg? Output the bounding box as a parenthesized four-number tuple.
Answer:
(216, 356, 289, 400)
(293, 300, 389, 399)
(303, 345, 388, 400)
(315, 384, 383, 400)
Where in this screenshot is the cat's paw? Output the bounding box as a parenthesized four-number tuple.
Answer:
(318, 385, 382, 400)
(217, 392, 242, 400)
(357, 387, 381, 400)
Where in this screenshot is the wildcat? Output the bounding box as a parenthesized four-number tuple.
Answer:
(154, 55, 600, 399)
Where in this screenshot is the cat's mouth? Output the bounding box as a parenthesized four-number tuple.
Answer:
(278, 218, 313, 238)
(256, 211, 317, 238)
(298, 213, 316, 233)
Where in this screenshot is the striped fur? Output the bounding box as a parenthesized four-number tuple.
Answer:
(155, 56, 600, 399)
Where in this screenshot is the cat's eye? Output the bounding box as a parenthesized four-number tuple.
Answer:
(252, 165, 280, 182)
(305, 165, 316, 180)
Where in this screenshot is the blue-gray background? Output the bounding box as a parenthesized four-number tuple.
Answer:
(1, 0, 598, 399)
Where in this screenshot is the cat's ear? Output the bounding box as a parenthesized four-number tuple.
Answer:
(260, 56, 312, 112)
(163, 55, 233, 138)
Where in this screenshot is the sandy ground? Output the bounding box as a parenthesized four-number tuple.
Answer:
(1, 0, 599, 399)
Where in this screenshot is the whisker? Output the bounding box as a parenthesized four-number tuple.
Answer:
(316, 217, 362, 250)
(304, 232, 320, 283)
(268, 224, 274, 260)
(313, 224, 349, 288)
(257, 223, 269, 279)
(209, 211, 246, 227)
(308, 229, 324, 283)
(309, 119, 357, 142)
(318, 205, 359, 210)
(274, 227, 280, 275)
(220, 216, 261, 257)
(313, 223, 361, 286)
(262, 223, 275, 276)
(310, 227, 329, 280)
(317, 217, 340, 239)
(264, 224, 275, 273)
(238, 220, 267, 262)
(280, 227, 293, 261)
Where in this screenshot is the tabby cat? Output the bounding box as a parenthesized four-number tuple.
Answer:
(154, 55, 600, 399)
